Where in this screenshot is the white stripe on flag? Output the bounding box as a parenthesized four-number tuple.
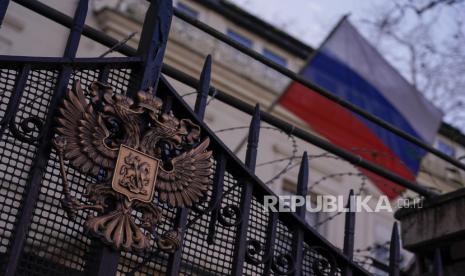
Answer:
(322, 20, 443, 143)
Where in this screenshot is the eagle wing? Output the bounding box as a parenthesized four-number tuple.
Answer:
(55, 81, 117, 176)
(157, 138, 213, 208)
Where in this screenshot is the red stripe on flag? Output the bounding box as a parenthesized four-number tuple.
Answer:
(280, 82, 414, 199)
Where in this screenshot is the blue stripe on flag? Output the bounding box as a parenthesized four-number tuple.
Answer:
(303, 51, 425, 173)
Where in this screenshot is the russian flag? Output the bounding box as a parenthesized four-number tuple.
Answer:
(280, 19, 442, 198)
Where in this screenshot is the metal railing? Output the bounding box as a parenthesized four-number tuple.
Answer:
(0, 0, 448, 275)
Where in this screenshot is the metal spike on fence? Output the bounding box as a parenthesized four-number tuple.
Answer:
(167, 54, 212, 275)
(232, 104, 260, 276)
(136, 0, 173, 92)
(343, 189, 356, 258)
(343, 189, 356, 276)
(245, 104, 260, 171)
(389, 222, 401, 276)
(195, 55, 212, 119)
(292, 152, 309, 275)
(433, 248, 444, 276)
(296, 151, 309, 217)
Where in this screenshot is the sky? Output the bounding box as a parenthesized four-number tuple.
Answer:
(226, 0, 458, 83)
(228, 0, 376, 48)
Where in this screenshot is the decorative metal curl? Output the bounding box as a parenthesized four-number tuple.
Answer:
(245, 239, 267, 265)
(217, 204, 242, 227)
(157, 229, 182, 253)
(272, 253, 295, 275)
(305, 246, 337, 276)
(9, 116, 44, 143)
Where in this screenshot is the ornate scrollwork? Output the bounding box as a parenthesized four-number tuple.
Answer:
(157, 229, 182, 253)
(305, 246, 337, 276)
(217, 204, 242, 227)
(9, 116, 44, 143)
(53, 80, 213, 252)
(272, 253, 296, 275)
(245, 239, 267, 265)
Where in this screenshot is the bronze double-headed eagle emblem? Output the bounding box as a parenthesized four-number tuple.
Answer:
(53, 81, 212, 252)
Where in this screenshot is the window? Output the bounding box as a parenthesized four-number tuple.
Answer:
(263, 48, 287, 67)
(436, 140, 456, 157)
(227, 29, 253, 48)
(176, 2, 198, 18)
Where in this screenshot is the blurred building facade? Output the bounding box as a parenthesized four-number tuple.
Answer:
(2, 0, 465, 271)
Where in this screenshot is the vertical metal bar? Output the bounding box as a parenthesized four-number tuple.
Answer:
(292, 152, 309, 276)
(295, 152, 309, 216)
(343, 189, 355, 276)
(206, 152, 226, 244)
(0, 65, 30, 139)
(433, 248, 444, 276)
(133, 0, 172, 93)
(244, 105, 260, 170)
(4, 1, 88, 275)
(86, 244, 120, 276)
(389, 222, 401, 276)
(0, 0, 10, 26)
(232, 104, 260, 276)
(167, 55, 212, 276)
(262, 212, 277, 275)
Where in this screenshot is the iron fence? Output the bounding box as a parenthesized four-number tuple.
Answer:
(0, 0, 450, 275)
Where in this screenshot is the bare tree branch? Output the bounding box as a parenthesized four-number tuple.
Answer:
(363, 0, 465, 130)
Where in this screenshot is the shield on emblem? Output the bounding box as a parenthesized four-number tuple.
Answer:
(111, 145, 160, 202)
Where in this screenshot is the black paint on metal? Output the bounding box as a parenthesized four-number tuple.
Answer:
(167, 55, 212, 276)
(135, 0, 172, 92)
(0, 0, 10, 26)
(232, 104, 260, 275)
(389, 222, 401, 276)
(4, 1, 89, 275)
(343, 189, 356, 276)
(292, 152, 309, 275)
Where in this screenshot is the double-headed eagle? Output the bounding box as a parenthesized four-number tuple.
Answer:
(53, 81, 212, 252)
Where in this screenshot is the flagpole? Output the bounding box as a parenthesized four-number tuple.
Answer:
(232, 13, 351, 155)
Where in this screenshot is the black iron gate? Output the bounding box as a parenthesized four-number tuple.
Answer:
(0, 0, 421, 275)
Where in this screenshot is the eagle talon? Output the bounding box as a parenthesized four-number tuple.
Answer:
(157, 229, 182, 253)
(61, 197, 105, 221)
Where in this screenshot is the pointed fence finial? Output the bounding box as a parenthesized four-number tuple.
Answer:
(136, 0, 173, 92)
(232, 104, 260, 275)
(296, 152, 309, 218)
(389, 222, 401, 276)
(245, 104, 260, 171)
(343, 189, 356, 261)
(194, 55, 212, 120)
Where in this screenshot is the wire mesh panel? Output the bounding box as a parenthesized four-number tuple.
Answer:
(0, 68, 22, 267)
(14, 68, 100, 275)
(0, 68, 59, 274)
(17, 152, 94, 275)
(0, 59, 370, 276)
(0, 64, 134, 275)
(178, 170, 240, 276)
